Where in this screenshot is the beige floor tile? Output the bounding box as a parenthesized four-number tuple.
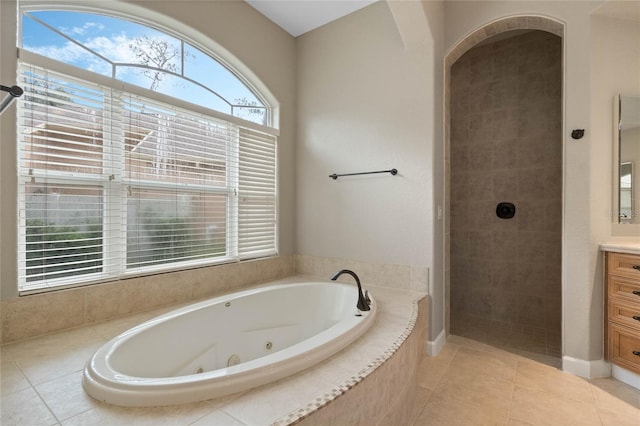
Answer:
(14, 343, 103, 386)
(190, 409, 247, 425)
(0, 359, 30, 395)
(0, 386, 58, 426)
(417, 342, 459, 390)
(61, 399, 219, 426)
(414, 338, 640, 426)
(590, 377, 640, 409)
(414, 389, 510, 426)
(515, 358, 595, 403)
(510, 386, 602, 426)
(3, 327, 106, 386)
(35, 370, 97, 422)
(446, 346, 518, 383)
(508, 420, 535, 426)
(597, 405, 640, 426)
(590, 378, 640, 426)
(2, 326, 103, 359)
(412, 391, 464, 426)
(417, 356, 514, 426)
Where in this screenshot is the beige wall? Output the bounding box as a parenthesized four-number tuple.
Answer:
(591, 14, 640, 234)
(0, 0, 297, 299)
(295, 1, 444, 338)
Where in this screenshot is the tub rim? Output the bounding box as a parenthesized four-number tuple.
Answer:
(82, 281, 376, 406)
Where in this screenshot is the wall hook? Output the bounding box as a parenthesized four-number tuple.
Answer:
(571, 129, 585, 140)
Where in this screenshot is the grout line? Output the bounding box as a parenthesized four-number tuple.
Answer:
(586, 377, 606, 426)
(27, 376, 61, 426)
(507, 359, 521, 424)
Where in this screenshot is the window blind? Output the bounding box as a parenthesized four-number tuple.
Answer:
(122, 94, 236, 273)
(238, 127, 277, 259)
(17, 64, 118, 290)
(17, 62, 277, 292)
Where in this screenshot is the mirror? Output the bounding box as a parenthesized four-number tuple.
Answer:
(620, 162, 633, 223)
(615, 95, 640, 224)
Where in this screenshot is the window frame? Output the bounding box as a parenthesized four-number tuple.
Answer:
(16, 6, 279, 294)
(18, 1, 277, 127)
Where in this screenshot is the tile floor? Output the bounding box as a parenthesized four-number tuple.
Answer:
(411, 335, 640, 426)
(2, 326, 639, 425)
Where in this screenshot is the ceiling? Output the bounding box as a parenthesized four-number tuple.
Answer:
(245, 0, 378, 37)
(246, 0, 640, 39)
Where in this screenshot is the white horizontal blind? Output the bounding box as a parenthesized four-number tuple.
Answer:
(123, 94, 236, 272)
(17, 64, 119, 290)
(238, 127, 277, 258)
(17, 62, 277, 292)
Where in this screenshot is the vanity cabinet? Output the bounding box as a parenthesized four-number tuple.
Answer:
(605, 252, 640, 374)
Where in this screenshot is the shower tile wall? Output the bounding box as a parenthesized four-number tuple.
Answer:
(449, 31, 562, 357)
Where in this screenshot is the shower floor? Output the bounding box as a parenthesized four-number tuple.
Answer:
(450, 313, 561, 362)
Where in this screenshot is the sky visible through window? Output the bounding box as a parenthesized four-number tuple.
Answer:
(21, 11, 266, 123)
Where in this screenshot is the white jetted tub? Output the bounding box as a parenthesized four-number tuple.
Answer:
(83, 281, 376, 407)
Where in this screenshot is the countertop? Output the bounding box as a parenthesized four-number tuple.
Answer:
(600, 237, 640, 255)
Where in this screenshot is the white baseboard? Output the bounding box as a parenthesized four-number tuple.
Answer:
(612, 365, 640, 390)
(562, 356, 611, 379)
(426, 328, 446, 356)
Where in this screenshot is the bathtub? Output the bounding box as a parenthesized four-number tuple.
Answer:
(82, 281, 376, 407)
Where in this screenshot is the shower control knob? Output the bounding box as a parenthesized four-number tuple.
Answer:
(496, 202, 516, 219)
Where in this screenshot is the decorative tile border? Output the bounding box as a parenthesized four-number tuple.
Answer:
(272, 293, 426, 425)
(445, 15, 563, 66)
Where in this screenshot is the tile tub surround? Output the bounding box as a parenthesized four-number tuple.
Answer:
(0, 276, 428, 425)
(286, 297, 428, 425)
(1, 255, 295, 344)
(294, 254, 430, 293)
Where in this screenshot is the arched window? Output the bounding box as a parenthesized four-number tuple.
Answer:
(16, 7, 278, 293)
(21, 10, 269, 124)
